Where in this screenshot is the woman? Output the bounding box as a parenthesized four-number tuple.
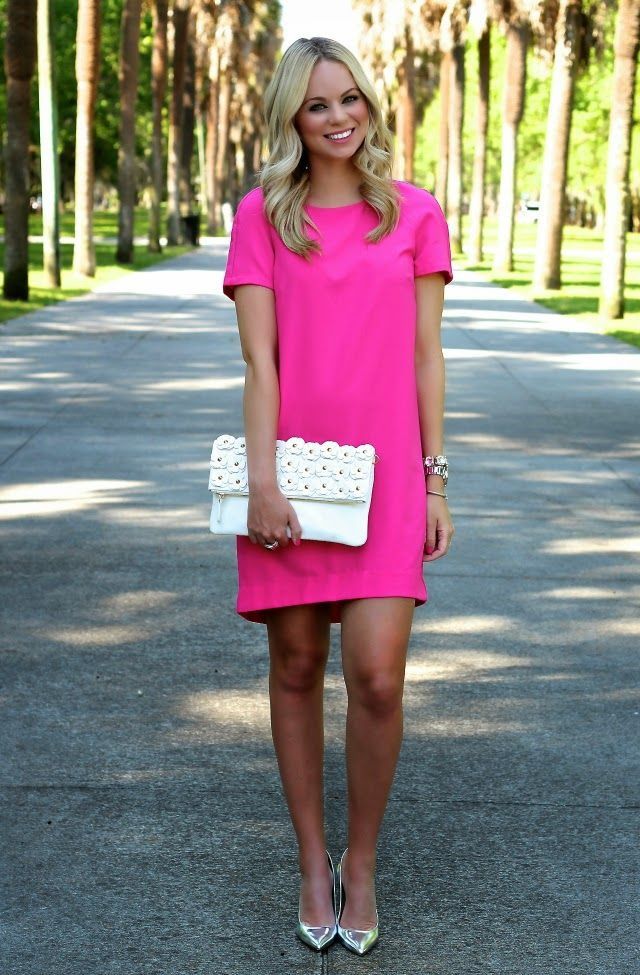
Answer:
(221, 36, 454, 955)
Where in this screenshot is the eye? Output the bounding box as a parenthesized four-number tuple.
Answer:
(309, 93, 360, 111)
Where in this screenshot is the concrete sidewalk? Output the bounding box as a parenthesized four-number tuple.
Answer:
(1, 243, 638, 975)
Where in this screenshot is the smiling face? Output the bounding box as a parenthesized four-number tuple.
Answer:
(294, 58, 369, 166)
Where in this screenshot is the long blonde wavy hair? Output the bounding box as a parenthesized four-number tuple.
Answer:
(259, 37, 401, 259)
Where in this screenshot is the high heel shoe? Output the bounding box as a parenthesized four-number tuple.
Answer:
(295, 850, 338, 951)
(335, 847, 379, 956)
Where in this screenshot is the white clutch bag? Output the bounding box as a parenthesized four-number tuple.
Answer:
(209, 434, 379, 546)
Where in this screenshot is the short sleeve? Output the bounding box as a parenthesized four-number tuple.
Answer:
(222, 189, 275, 301)
(413, 189, 453, 285)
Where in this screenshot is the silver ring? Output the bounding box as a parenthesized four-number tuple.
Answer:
(263, 540, 279, 550)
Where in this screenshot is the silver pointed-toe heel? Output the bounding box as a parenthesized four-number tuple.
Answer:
(336, 847, 379, 956)
(295, 850, 338, 951)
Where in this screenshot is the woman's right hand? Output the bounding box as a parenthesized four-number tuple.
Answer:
(247, 486, 302, 548)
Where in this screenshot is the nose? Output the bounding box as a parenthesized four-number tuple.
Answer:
(327, 101, 350, 126)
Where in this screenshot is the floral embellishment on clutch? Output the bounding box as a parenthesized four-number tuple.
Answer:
(319, 440, 340, 459)
(338, 444, 356, 461)
(209, 436, 378, 502)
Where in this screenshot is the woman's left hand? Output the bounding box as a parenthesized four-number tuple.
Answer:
(423, 494, 454, 561)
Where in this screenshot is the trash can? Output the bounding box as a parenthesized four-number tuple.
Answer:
(180, 213, 200, 246)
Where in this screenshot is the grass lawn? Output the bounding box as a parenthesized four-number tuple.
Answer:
(458, 218, 640, 350)
(0, 207, 194, 325)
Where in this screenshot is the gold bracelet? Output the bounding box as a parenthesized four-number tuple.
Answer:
(427, 489, 448, 499)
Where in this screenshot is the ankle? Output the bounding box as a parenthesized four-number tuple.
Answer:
(343, 847, 377, 881)
(298, 846, 331, 877)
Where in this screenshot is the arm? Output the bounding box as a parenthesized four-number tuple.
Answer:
(415, 272, 454, 560)
(235, 283, 280, 492)
(234, 283, 302, 547)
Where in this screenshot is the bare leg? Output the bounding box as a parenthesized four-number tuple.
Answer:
(265, 602, 334, 925)
(339, 596, 414, 928)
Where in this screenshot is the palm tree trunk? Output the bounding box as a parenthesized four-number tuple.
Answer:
(447, 41, 465, 254)
(3, 0, 37, 301)
(37, 0, 61, 288)
(149, 0, 168, 253)
(493, 22, 529, 275)
(180, 35, 196, 213)
(468, 25, 491, 265)
(196, 109, 207, 216)
(73, 0, 100, 277)
(395, 28, 415, 181)
(116, 0, 142, 264)
(599, 0, 640, 319)
(167, 0, 190, 245)
(206, 46, 220, 232)
(533, 0, 582, 291)
(194, 33, 207, 217)
(215, 65, 232, 222)
(436, 49, 451, 206)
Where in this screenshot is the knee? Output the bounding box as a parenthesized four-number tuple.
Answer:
(348, 667, 404, 718)
(271, 642, 327, 694)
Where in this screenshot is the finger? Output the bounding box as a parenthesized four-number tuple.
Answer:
(288, 510, 303, 546)
(434, 528, 450, 554)
(423, 525, 450, 561)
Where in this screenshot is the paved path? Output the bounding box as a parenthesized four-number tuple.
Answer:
(1, 243, 639, 975)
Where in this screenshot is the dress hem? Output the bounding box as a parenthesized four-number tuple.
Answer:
(236, 570, 428, 625)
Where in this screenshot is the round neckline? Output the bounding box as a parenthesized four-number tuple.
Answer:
(304, 198, 368, 211)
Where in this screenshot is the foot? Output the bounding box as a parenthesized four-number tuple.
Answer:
(338, 848, 378, 930)
(299, 854, 335, 927)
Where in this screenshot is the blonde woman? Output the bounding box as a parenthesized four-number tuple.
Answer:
(221, 36, 454, 956)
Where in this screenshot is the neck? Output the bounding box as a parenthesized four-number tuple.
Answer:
(306, 158, 362, 202)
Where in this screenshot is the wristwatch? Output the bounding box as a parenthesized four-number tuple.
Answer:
(423, 454, 448, 486)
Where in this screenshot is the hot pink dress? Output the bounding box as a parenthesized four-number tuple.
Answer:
(222, 179, 453, 624)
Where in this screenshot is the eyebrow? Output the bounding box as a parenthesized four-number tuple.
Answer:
(302, 87, 359, 106)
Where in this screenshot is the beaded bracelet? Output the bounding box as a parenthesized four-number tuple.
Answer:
(424, 454, 448, 487)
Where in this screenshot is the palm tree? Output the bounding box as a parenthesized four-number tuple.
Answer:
(116, 0, 142, 264)
(436, 45, 451, 207)
(167, 0, 191, 245)
(73, 0, 101, 277)
(440, 2, 469, 255)
(211, 4, 236, 225)
(467, 0, 491, 264)
(180, 30, 196, 214)
(193, 5, 210, 217)
(37, 0, 61, 288)
(3, 0, 37, 301)
(205, 38, 221, 232)
(599, 0, 640, 318)
(396, 26, 417, 181)
(533, 0, 585, 290)
(492, 12, 530, 275)
(355, 0, 440, 184)
(149, 0, 169, 253)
